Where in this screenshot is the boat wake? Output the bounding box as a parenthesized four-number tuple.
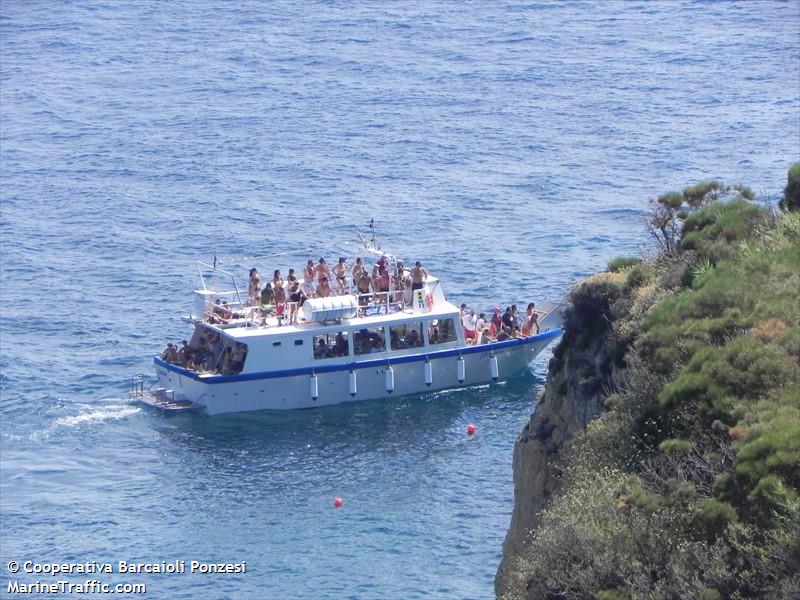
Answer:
(52, 404, 141, 429)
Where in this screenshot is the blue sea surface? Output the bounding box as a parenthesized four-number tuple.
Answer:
(1, 1, 798, 598)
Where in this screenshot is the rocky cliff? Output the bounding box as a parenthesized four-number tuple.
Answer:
(495, 273, 626, 597)
(494, 178, 800, 599)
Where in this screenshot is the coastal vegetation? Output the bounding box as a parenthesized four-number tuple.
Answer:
(502, 165, 800, 599)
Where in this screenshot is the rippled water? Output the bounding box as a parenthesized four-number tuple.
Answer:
(1, 1, 798, 598)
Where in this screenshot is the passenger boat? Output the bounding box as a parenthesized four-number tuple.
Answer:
(132, 239, 563, 416)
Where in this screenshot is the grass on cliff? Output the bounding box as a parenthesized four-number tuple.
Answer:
(506, 174, 800, 600)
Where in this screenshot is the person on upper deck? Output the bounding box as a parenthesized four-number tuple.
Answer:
(373, 257, 390, 294)
(273, 272, 286, 316)
(248, 268, 261, 306)
(303, 260, 316, 293)
(316, 276, 333, 298)
(315, 258, 330, 284)
(410, 261, 428, 292)
(260, 282, 274, 311)
(287, 276, 307, 324)
(356, 271, 373, 296)
(333, 257, 349, 294)
(273, 269, 284, 291)
(352, 257, 367, 284)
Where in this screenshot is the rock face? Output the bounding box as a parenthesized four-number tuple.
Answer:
(495, 281, 621, 597)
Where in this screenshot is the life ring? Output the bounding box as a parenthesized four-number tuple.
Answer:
(426, 292, 434, 308)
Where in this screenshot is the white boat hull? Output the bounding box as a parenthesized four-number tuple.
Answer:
(153, 331, 560, 415)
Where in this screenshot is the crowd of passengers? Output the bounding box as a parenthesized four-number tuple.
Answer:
(160, 334, 248, 375)
(207, 255, 430, 326)
(460, 302, 541, 345)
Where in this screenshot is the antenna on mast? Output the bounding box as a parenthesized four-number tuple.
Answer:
(368, 219, 379, 249)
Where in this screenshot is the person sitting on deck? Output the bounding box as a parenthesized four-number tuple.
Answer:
(177, 340, 194, 367)
(333, 332, 348, 357)
(229, 343, 247, 374)
(315, 338, 331, 359)
(315, 276, 333, 298)
(390, 330, 405, 350)
(217, 346, 232, 374)
(194, 337, 212, 370)
(161, 343, 179, 363)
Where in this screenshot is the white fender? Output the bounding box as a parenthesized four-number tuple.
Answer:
(489, 353, 499, 381)
(349, 370, 358, 397)
(424, 360, 433, 386)
(310, 373, 319, 400)
(457, 356, 465, 383)
(385, 365, 395, 393)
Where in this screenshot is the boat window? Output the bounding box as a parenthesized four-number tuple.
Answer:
(272, 341, 282, 347)
(294, 339, 304, 346)
(353, 327, 386, 355)
(428, 319, 457, 345)
(313, 331, 349, 359)
(389, 322, 425, 350)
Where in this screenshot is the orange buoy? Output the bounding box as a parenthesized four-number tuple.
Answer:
(334, 497, 343, 508)
(467, 423, 476, 435)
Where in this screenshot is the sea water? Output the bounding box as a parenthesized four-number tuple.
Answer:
(1, 2, 798, 598)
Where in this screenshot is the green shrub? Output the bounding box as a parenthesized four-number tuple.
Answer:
(780, 162, 800, 212)
(596, 586, 632, 600)
(625, 263, 652, 288)
(607, 257, 642, 272)
(699, 588, 722, 600)
(659, 438, 692, 455)
(691, 499, 738, 541)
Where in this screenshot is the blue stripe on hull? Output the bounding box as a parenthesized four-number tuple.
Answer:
(154, 328, 561, 384)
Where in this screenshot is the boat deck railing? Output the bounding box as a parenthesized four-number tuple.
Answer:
(201, 289, 411, 330)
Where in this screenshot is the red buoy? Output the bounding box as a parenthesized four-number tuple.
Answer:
(467, 423, 476, 435)
(334, 497, 343, 508)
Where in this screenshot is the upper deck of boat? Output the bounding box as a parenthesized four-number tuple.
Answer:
(188, 276, 458, 341)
